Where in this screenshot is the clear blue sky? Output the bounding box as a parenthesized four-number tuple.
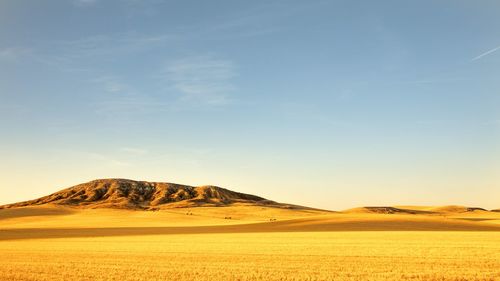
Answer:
(1, 0, 499, 210)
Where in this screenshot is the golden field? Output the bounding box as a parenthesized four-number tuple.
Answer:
(1, 205, 499, 281)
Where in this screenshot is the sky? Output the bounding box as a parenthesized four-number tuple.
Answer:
(0, 0, 499, 210)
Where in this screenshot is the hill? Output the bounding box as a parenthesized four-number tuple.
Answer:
(0, 179, 294, 210)
(343, 205, 494, 215)
(0, 179, 499, 235)
(426, 205, 487, 213)
(343, 206, 433, 215)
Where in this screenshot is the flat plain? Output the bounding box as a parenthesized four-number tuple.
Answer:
(1, 205, 499, 281)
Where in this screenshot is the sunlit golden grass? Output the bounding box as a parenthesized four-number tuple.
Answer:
(1, 232, 499, 281)
(1, 206, 499, 280)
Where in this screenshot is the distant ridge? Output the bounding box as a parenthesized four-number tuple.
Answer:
(427, 205, 487, 213)
(343, 207, 433, 215)
(1, 179, 495, 213)
(343, 205, 493, 215)
(0, 179, 290, 210)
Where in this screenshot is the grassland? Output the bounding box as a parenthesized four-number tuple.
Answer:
(1, 205, 499, 281)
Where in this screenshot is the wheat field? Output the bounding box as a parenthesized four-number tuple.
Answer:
(0, 205, 500, 281)
(1, 232, 499, 280)
(1, 206, 499, 281)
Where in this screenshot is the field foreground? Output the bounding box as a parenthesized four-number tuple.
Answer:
(1, 232, 499, 281)
(1, 206, 499, 280)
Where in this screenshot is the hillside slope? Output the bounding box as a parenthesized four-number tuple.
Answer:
(343, 205, 496, 215)
(0, 179, 288, 210)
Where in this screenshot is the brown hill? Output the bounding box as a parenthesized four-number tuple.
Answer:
(342, 205, 493, 215)
(343, 206, 434, 215)
(0, 179, 285, 210)
(427, 205, 487, 213)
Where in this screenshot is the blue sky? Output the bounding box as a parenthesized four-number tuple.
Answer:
(0, 0, 499, 209)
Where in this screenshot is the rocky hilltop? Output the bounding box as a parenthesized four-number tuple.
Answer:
(0, 179, 279, 210)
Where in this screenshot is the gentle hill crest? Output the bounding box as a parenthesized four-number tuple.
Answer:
(342, 205, 495, 215)
(0, 179, 287, 210)
(427, 205, 487, 213)
(343, 206, 433, 215)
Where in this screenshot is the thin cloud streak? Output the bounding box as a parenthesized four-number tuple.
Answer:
(165, 56, 237, 105)
(94, 95, 169, 115)
(0, 47, 31, 61)
(120, 147, 148, 155)
(33, 33, 173, 72)
(53, 33, 171, 59)
(90, 76, 129, 93)
(73, 0, 99, 7)
(471, 45, 500, 61)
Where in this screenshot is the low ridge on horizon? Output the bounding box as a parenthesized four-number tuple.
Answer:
(0, 178, 286, 210)
(1, 178, 496, 213)
(342, 206, 493, 215)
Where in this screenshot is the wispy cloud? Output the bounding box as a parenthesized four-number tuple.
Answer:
(120, 147, 148, 155)
(94, 94, 169, 116)
(73, 0, 98, 7)
(92, 56, 238, 114)
(165, 56, 237, 105)
(59, 33, 169, 57)
(83, 152, 131, 167)
(391, 77, 464, 85)
(90, 76, 129, 93)
(0, 47, 31, 61)
(0, 103, 28, 114)
(87, 75, 170, 115)
(36, 33, 172, 72)
(471, 45, 500, 61)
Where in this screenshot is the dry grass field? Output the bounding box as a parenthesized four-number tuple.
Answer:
(1, 231, 499, 281)
(1, 205, 499, 281)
